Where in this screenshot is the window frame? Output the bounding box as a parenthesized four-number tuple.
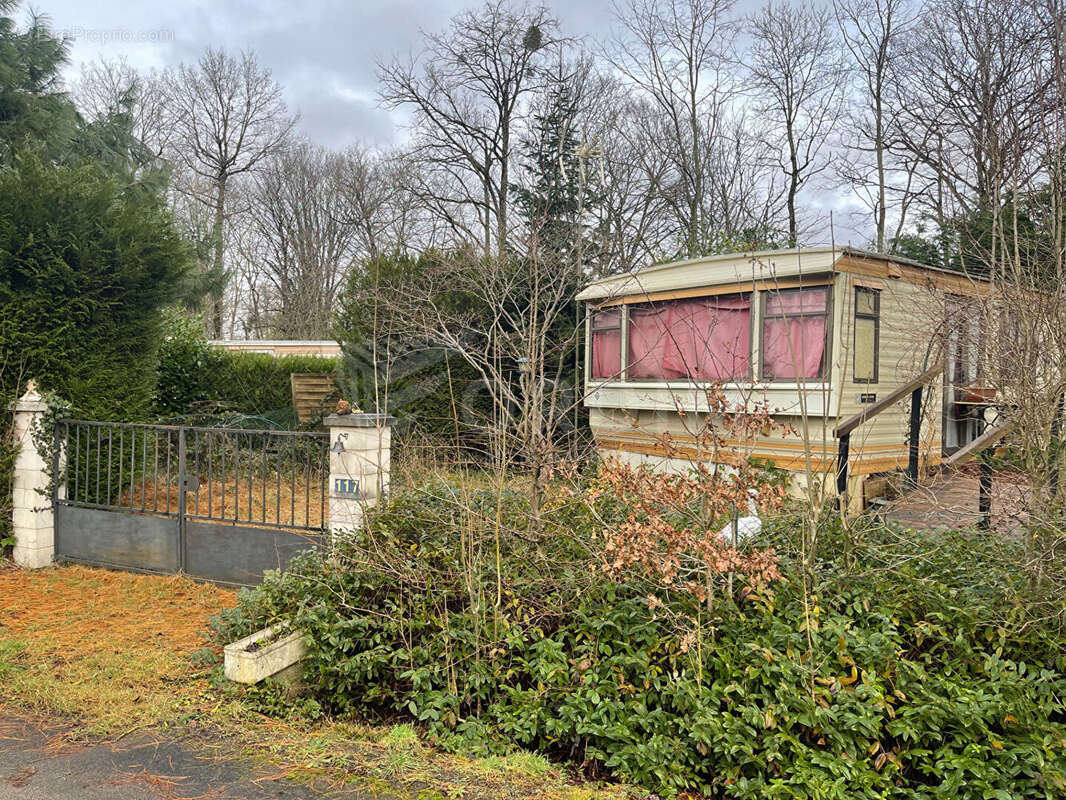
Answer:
(588, 306, 624, 381)
(758, 285, 834, 383)
(852, 286, 880, 384)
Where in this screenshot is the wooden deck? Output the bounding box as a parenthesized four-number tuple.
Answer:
(883, 468, 1031, 534)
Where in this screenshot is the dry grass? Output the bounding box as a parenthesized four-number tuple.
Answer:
(0, 562, 625, 800)
(0, 563, 235, 735)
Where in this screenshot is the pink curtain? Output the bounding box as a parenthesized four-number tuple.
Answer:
(627, 306, 672, 379)
(761, 289, 828, 379)
(590, 310, 622, 379)
(628, 296, 751, 380)
(662, 297, 751, 379)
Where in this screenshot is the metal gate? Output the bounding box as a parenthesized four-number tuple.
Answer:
(54, 420, 330, 585)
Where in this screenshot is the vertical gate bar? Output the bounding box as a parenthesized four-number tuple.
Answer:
(319, 440, 325, 530)
(208, 433, 214, 519)
(246, 433, 252, 522)
(275, 439, 282, 525)
(153, 431, 159, 512)
(290, 442, 296, 526)
(71, 425, 79, 503)
(95, 426, 101, 505)
(84, 425, 90, 505)
(178, 426, 187, 572)
(141, 428, 147, 510)
(193, 430, 200, 516)
(220, 433, 226, 521)
(117, 427, 123, 507)
(106, 426, 112, 504)
(165, 430, 172, 514)
(130, 427, 136, 508)
(262, 439, 268, 523)
(235, 434, 241, 522)
(304, 445, 310, 527)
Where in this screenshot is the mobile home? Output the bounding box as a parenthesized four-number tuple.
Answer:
(578, 247, 991, 506)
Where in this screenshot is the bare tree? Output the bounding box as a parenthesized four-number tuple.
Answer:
(165, 48, 296, 337)
(833, 0, 918, 250)
(890, 0, 1051, 241)
(608, 0, 783, 256)
(244, 143, 360, 338)
(74, 57, 172, 156)
(748, 0, 845, 244)
(378, 0, 558, 257)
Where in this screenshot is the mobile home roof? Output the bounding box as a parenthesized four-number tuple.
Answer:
(575, 246, 991, 302)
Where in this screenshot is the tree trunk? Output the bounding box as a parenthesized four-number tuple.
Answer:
(210, 176, 228, 338)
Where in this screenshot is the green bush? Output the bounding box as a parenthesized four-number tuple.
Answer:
(212, 481, 1066, 798)
(154, 311, 338, 426)
(0, 153, 191, 419)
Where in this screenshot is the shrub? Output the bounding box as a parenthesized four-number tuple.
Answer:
(212, 477, 1066, 798)
(154, 310, 338, 426)
(0, 153, 191, 419)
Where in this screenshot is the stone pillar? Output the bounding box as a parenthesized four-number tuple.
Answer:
(325, 412, 395, 536)
(8, 382, 59, 569)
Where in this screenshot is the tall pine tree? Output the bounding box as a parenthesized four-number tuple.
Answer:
(511, 67, 603, 265)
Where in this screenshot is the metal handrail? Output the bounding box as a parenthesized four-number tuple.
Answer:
(834, 364, 944, 437)
(835, 363, 945, 502)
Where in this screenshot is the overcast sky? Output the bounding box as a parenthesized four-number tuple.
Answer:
(40, 0, 617, 150)
(31, 0, 869, 246)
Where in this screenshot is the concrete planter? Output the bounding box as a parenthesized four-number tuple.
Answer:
(223, 623, 308, 685)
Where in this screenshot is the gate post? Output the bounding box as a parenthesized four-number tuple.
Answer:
(8, 381, 61, 569)
(325, 411, 395, 537)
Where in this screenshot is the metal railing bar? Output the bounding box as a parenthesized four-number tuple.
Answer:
(246, 433, 253, 523)
(235, 433, 241, 523)
(192, 429, 200, 516)
(182, 512, 326, 533)
(73, 424, 80, 503)
(57, 418, 185, 432)
(207, 432, 214, 519)
(58, 497, 179, 517)
(182, 424, 327, 439)
(117, 427, 123, 507)
(319, 441, 325, 530)
(165, 431, 172, 514)
(95, 427, 101, 505)
(106, 425, 112, 504)
(304, 446, 311, 528)
(220, 433, 226, 522)
(153, 432, 159, 512)
(140, 429, 147, 511)
(129, 427, 136, 509)
(261, 441, 268, 524)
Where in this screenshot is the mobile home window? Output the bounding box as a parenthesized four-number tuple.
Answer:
(590, 308, 622, 379)
(760, 287, 830, 380)
(853, 287, 880, 383)
(627, 294, 752, 381)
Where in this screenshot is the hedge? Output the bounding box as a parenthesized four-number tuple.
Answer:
(154, 311, 338, 427)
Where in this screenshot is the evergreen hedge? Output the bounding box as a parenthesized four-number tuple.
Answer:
(154, 312, 338, 426)
(0, 154, 191, 419)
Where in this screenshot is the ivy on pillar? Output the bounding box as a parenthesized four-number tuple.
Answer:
(8, 381, 60, 569)
(325, 412, 395, 536)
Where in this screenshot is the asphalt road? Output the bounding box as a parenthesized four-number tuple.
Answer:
(0, 714, 384, 800)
